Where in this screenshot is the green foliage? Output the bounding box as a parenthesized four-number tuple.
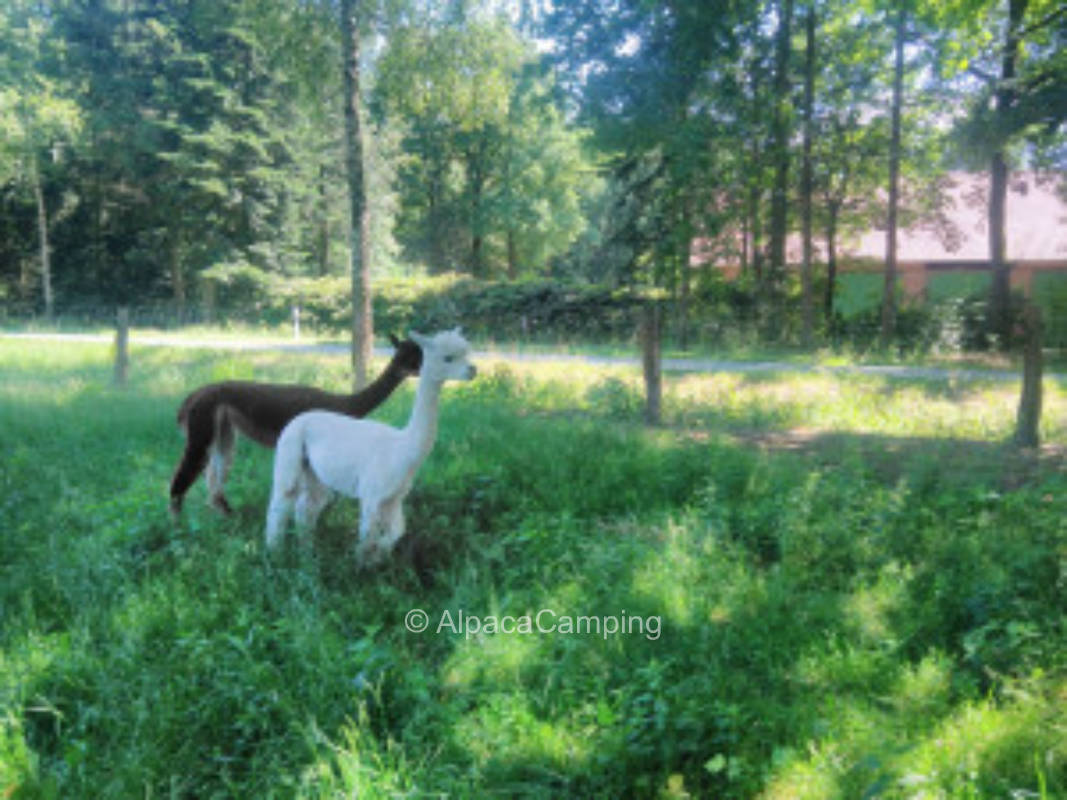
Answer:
(226, 273, 645, 341)
(2, 0, 1063, 353)
(0, 340, 1064, 798)
(183, 267, 1042, 358)
(940, 0, 1067, 167)
(374, 17, 593, 278)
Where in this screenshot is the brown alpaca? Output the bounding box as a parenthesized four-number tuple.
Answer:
(169, 334, 422, 518)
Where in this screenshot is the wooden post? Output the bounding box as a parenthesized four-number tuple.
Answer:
(640, 302, 662, 426)
(1014, 301, 1042, 448)
(114, 306, 130, 387)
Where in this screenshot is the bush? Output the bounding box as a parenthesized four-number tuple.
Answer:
(829, 301, 935, 354)
(241, 274, 645, 342)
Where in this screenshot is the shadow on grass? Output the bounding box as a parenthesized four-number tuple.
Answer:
(728, 427, 1066, 491)
(291, 419, 1064, 797)
(5, 375, 1064, 798)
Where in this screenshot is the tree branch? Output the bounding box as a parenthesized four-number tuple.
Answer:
(1017, 5, 1067, 39)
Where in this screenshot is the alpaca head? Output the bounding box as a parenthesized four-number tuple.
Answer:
(410, 328, 477, 383)
(388, 333, 423, 376)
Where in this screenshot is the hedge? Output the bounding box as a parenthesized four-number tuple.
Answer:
(252, 273, 650, 342)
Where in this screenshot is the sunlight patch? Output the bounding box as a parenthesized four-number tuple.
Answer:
(441, 627, 544, 689)
(453, 693, 593, 773)
(843, 562, 910, 645)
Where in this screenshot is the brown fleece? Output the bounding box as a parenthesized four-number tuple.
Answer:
(169, 335, 422, 516)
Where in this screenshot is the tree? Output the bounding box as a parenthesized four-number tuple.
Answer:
(1014, 300, 1042, 447)
(942, 0, 1067, 345)
(880, 3, 906, 350)
(376, 17, 590, 278)
(812, 109, 888, 324)
(800, 2, 817, 344)
(767, 0, 795, 298)
(0, 1, 81, 319)
(543, 0, 749, 298)
(341, 0, 373, 388)
(36, 0, 316, 313)
(734, 11, 772, 283)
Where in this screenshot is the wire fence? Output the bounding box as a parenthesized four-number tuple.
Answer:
(2, 285, 1065, 353)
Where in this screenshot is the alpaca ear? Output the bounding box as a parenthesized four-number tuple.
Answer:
(389, 332, 401, 348)
(409, 331, 428, 348)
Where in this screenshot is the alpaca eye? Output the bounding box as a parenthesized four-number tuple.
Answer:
(443, 355, 455, 363)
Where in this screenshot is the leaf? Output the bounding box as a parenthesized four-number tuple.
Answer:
(704, 753, 727, 774)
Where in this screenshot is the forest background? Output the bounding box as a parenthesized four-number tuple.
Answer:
(2, 0, 1066, 360)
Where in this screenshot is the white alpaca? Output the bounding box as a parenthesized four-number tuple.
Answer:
(265, 329, 476, 564)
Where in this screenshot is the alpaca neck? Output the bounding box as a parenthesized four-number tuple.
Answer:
(341, 362, 405, 413)
(402, 372, 443, 465)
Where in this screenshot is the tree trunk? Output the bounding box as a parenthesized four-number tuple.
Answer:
(741, 210, 749, 274)
(989, 0, 1028, 348)
(170, 235, 185, 323)
(677, 253, 691, 352)
(1014, 300, 1042, 447)
(472, 233, 484, 277)
(989, 152, 1010, 339)
(319, 164, 331, 276)
(800, 3, 816, 345)
(767, 0, 794, 290)
(32, 158, 54, 321)
(468, 140, 486, 278)
(880, 5, 905, 351)
(678, 261, 691, 352)
(507, 229, 518, 279)
(745, 42, 763, 283)
(676, 190, 693, 350)
(824, 208, 839, 326)
(640, 302, 662, 426)
(428, 160, 446, 272)
(341, 0, 373, 389)
(749, 175, 763, 282)
(114, 306, 129, 387)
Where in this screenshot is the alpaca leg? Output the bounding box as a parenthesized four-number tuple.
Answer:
(169, 408, 214, 519)
(265, 488, 295, 551)
(379, 499, 406, 557)
(265, 467, 304, 551)
(265, 426, 306, 551)
(355, 499, 386, 566)
(169, 441, 208, 521)
(206, 409, 236, 515)
(293, 473, 313, 529)
(294, 471, 332, 531)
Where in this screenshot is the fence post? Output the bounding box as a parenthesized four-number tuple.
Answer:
(1014, 301, 1042, 448)
(640, 301, 662, 426)
(292, 302, 301, 340)
(114, 306, 130, 387)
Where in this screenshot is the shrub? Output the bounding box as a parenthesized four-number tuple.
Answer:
(248, 274, 645, 342)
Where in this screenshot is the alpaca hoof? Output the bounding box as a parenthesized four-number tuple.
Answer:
(209, 494, 234, 516)
(355, 541, 384, 568)
(169, 496, 183, 522)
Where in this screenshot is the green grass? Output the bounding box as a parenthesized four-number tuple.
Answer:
(1, 340, 1065, 798)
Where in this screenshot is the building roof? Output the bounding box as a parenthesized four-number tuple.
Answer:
(804, 171, 1067, 264)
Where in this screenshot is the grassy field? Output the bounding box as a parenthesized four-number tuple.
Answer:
(0, 338, 1065, 798)
(11, 317, 1067, 373)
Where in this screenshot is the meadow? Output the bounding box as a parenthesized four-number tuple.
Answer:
(0, 337, 1064, 798)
